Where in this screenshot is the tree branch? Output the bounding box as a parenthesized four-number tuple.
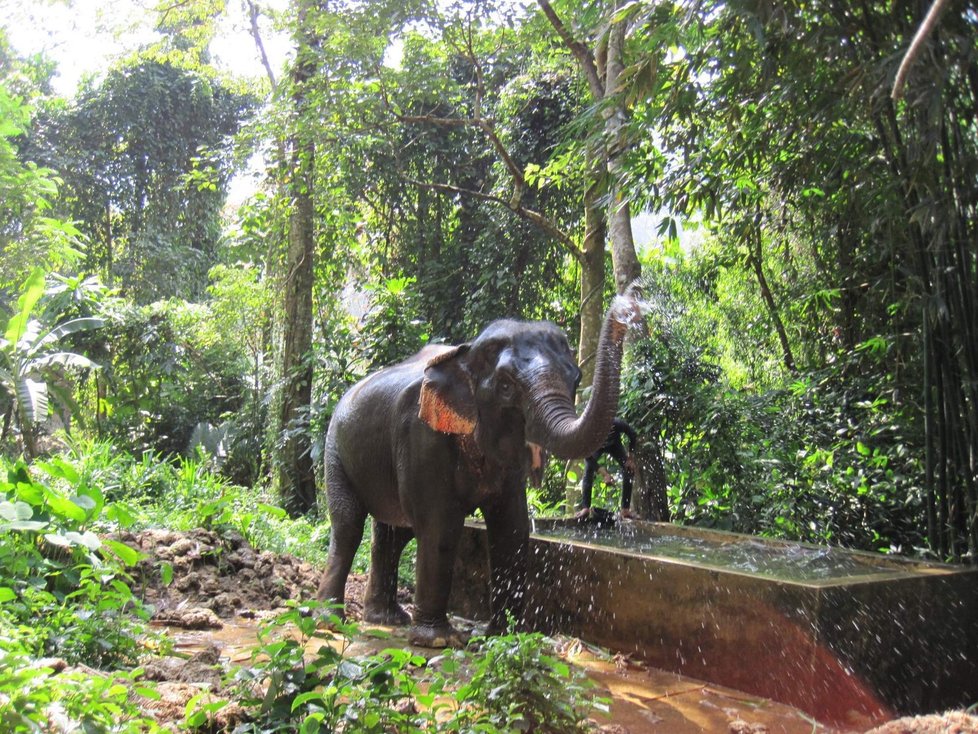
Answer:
(892, 0, 950, 100)
(403, 177, 583, 263)
(536, 0, 604, 99)
(247, 0, 278, 90)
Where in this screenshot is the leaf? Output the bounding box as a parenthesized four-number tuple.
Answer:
(49, 530, 101, 550)
(35, 457, 80, 484)
(292, 691, 326, 711)
(43, 491, 87, 523)
(3, 269, 45, 344)
(16, 376, 47, 425)
(611, 0, 642, 24)
(35, 317, 107, 350)
(75, 530, 102, 550)
(0, 499, 33, 521)
(103, 538, 143, 566)
(0, 587, 15, 603)
(70, 494, 97, 512)
(104, 502, 137, 527)
(1, 519, 48, 531)
(30, 352, 100, 371)
(258, 502, 288, 519)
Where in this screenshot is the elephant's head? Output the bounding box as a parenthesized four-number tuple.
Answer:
(418, 291, 643, 474)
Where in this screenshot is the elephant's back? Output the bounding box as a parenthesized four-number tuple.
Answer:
(332, 360, 422, 427)
(326, 356, 429, 475)
(329, 344, 453, 435)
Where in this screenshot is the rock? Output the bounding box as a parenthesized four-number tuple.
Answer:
(154, 606, 223, 630)
(729, 720, 768, 734)
(865, 711, 978, 734)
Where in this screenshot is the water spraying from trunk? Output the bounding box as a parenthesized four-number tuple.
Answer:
(537, 290, 643, 460)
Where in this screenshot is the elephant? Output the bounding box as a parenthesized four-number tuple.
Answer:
(317, 291, 642, 647)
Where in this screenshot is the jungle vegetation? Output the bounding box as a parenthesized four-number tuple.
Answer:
(1, 0, 976, 727)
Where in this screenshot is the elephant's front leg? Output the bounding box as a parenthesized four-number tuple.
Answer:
(482, 486, 530, 635)
(409, 513, 467, 648)
(363, 520, 414, 626)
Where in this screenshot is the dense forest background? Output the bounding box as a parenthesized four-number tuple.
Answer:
(2, 0, 976, 564)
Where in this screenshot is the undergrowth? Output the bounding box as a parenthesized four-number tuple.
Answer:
(1, 443, 604, 732)
(196, 601, 605, 733)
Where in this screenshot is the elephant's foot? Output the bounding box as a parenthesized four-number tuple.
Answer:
(408, 620, 469, 648)
(363, 603, 411, 627)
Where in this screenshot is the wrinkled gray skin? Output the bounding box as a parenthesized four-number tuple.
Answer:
(318, 293, 642, 647)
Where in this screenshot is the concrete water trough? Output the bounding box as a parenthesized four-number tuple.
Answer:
(449, 518, 978, 729)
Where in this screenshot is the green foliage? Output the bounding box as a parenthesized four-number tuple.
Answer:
(202, 601, 603, 734)
(619, 0, 978, 558)
(358, 276, 430, 370)
(26, 59, 255, 303)
(0, 80, 86, 294)
(95, 298, 250, 463)
(351, 18, 581, 344)
(59, 437, 334, 568)
(622, 263, 927, 553)
(0, 268, 105, 457)
(221, 601, 425, 733)
(206, 263, 274, 483)
(0, 643, 162, 734)
(0, 455, 151, 669)
(435, 627, 604, 733)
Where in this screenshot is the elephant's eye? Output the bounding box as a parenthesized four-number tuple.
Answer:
(497, 376, 516, 397)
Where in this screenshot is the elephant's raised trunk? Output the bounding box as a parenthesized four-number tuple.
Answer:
(532, 291, 643, 460)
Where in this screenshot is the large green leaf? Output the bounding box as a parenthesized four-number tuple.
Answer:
(31, 352, 99, 371)
(16, 376, 47, 425)
(3, 269, 45, 344)
(14, 319, 42, 352)
(33, 317, 106, 352)
(102, 538, 143, 567)
(0, 500, 46, 532)
(43, 490, 87, 523)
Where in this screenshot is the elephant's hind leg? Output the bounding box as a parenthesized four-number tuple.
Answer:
(317, 458, 367, 616)
(363, 520, 414, 626)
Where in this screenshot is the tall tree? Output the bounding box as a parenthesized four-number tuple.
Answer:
(27, 60, 252, 302)
(272, 0, 318, 516)
(626, 0, 978, 558)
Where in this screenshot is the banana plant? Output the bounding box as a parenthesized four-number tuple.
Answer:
(0, 269, 105, 458)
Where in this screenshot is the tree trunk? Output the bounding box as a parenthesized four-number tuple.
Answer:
(604, 12, 642, 294)
(276, 174, 317, 516)
(749, 225, 796, 374)
(273, 1, 318, 517)
(632, 439, 670, 521)
(578, 164, 607, 387)
(567, 162, 607, 510)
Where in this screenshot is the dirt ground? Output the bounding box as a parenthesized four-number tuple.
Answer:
(104, 528, 975, 733)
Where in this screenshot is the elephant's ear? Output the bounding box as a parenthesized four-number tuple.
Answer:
(419, 345, 476, 435)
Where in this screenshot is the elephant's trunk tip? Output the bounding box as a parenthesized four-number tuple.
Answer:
(610, 285, 646, 334)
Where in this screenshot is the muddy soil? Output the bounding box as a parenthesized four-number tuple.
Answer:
(100, 528, 976, 733)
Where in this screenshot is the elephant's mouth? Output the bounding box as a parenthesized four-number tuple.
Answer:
(527, 442, 546, 487)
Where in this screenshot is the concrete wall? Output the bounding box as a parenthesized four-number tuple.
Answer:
(449, 521, 978, 729)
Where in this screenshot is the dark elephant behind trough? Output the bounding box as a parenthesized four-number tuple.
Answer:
(318, 291, 642, 647)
